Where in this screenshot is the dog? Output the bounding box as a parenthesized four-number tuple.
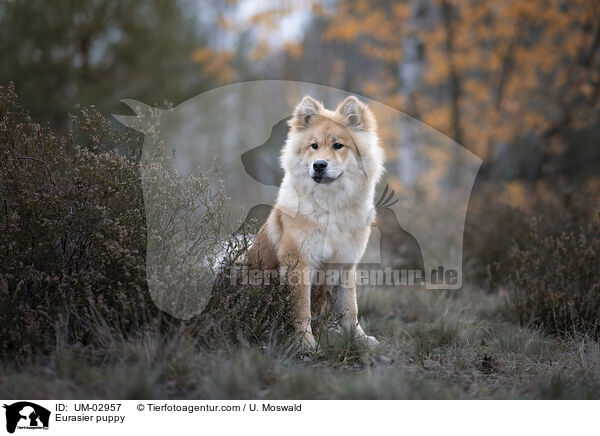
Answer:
(248, 95, 385, 350)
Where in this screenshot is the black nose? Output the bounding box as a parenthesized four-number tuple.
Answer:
(313, 160, 328, 172)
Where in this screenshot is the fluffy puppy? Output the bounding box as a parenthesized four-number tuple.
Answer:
(248, 95, 384, 349)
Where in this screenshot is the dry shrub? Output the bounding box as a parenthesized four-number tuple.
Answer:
(509, 220, 600, 338)
(200, 263, 296, 346)
(0, 83, 294, 363)
(464, 181, 598, 288)
(465, 179, 600, 338)
(0, 83, 153, 361)
(195, 216, 295, 346)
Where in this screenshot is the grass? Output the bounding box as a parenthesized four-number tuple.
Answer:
(1, 284, 599, 400)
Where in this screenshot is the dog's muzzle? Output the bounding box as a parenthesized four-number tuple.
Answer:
(310, 161, 343, 183)
(311, 162, 343, 183)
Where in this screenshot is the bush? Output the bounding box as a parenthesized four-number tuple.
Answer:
(0, 83, 293, 363)
(201, 260, 296, 346)
(509, 220, 600, 338)
(465, 181, 598, 289)
(465, 180, 600, 338)
(0, 83, 153, 361)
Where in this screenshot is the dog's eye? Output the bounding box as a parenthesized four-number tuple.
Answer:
(333, 142, 344, 150)
(311, 143, 318, 150)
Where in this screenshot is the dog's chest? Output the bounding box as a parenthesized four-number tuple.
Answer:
(299, 210, 370, 266)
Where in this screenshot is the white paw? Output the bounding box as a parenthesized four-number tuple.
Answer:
(358, 334, 379, 350)
(299, 332, 317, 352)
(354, 325, 379, 350)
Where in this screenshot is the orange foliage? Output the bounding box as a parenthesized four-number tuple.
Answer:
(191, 48, 236, 84)
(201, 0, 599, 163)
(320, 0, 600, 159)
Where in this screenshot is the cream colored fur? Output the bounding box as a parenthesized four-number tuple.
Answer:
(248, 95, 385, 350)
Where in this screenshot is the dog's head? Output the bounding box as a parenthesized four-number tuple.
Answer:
(281, 96, 384, 201)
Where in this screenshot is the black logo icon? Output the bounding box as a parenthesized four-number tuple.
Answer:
(3, 402, 50, 433)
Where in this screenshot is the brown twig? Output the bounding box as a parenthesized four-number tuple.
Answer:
(16, 156, 55, 184)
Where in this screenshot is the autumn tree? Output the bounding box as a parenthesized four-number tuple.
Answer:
(225, 0, 600, 181)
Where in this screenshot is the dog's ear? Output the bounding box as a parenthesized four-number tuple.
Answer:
(336, 96, 375, 132)
(289, 96, 323, 130)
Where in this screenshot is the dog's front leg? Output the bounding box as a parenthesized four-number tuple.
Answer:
(281, 260, 316, 351)
(335, 265, 379, 349)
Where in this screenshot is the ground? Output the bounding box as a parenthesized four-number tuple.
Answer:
(1, 285, 599, 399)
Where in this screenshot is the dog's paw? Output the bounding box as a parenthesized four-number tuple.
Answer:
(299, 332, 318, 352)
(358, 334, 380, 350)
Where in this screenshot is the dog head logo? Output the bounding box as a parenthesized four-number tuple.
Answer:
(3, 402, 50, 433)
(114, 81, 481, 319)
